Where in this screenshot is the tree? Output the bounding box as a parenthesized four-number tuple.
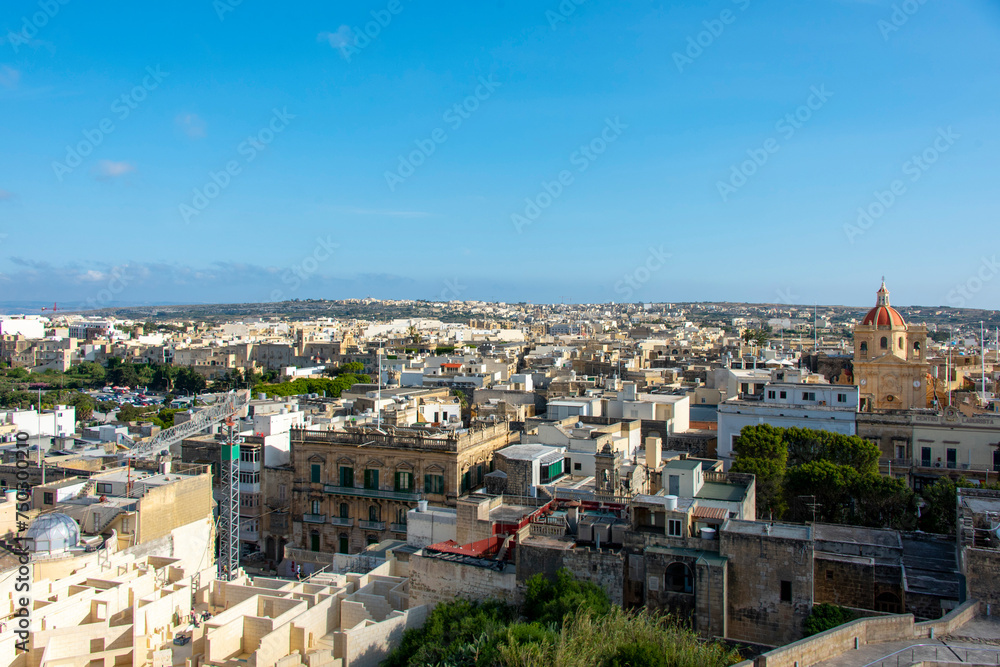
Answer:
(732, 456, 788, 519)
(918, 477, 1000, 534)
(785, 460, 857, 524)
(804, 604, 855, 636)
(150, 364, 177, 392)
(451, 388, 469, 410)
(106, 360, 140, 387)
(382, 569, 741, 667)
(741, 326, 771, 347)
(522, 569, 610, 627)
(850, 473, 916, 530)
(732, 423, 788, 463)
(174, 367, 207, 395)
(66, 392, 94, 421)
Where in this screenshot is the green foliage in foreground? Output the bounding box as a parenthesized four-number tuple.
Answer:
(381, 570, 741, 667)
(803, 604, 856, 637)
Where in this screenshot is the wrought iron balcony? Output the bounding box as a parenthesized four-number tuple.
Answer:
(302, 514, 326, 524)
(390, 523, 408, 533)
(330, 516, 354, 527)
(323, 484, 418, 502)
(358, 520, 385, 530)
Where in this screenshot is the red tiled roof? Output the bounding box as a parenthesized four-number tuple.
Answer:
(691, 505, 728, 521)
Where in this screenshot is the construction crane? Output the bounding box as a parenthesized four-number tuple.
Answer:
(121, 389, 251, 580)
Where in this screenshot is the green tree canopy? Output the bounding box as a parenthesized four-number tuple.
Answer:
(803, 604, 855, 636)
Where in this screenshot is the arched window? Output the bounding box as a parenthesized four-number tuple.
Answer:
(665, 562, 693, 594)
(339, 503, 349, 518)
(860, 341, 868, 359)
(875, 591, 902, 614)
(898, 336, 904, 349)
(396, 508, 407, 524)
(368, 505, 380, 522)
(880, 336, 888, 349)
(913, 341, 921, 358)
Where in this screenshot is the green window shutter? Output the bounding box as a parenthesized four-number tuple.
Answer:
(424, 474, 432, 494)
(311, 464, 320, 483)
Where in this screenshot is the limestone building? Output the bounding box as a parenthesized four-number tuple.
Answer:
(289, 422, 516, 560)
(853, 281, 929, 411)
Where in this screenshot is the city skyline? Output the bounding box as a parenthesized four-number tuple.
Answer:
(1, 1, 999, 308)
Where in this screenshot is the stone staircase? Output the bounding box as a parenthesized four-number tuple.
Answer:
(495, 533, 516, 562)
(92, 507, 122, 534)
(75, 478, 98, 499)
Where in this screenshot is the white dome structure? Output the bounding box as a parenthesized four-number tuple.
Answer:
(26, 512, 80, 553)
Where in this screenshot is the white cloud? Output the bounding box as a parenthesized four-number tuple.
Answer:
(0, 65, 20, 89)
(318, 26, 354, 49)
(176, 112, 206, 139)
(92, 160, 136, 180)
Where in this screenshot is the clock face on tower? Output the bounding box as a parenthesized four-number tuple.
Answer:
(860, 379, 867, 386)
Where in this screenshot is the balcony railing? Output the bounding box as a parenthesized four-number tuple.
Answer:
(330, 516, 354, 527)
(323, 484, 418, 502)
(390, 523, 408, 533)
(358, 520, 385, 530)
(303, 514, 326, 524)
(879, 458, 913, 469)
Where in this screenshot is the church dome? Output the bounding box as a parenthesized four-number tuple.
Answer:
(25, 512, 80, 553)
(861, 280, 906, 327)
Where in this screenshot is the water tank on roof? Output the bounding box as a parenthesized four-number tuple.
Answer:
(664, 495, 678, 510)
(701, 527, 717, 540)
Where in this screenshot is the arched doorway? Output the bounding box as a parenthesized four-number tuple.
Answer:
(875, 591, 902, 614)
(665, 562, 694, 594)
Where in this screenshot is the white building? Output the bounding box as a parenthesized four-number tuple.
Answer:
(717, 383, 860, 469)
(0, 316, 45, 339)
(604, 383, 690, 434)
(0, 405, 75, 439)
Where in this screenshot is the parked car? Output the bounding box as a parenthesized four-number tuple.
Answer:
(172, 632, 191, 646)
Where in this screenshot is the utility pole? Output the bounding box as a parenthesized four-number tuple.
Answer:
(982, 321, 988, 407)
(376, 342, 383, 430)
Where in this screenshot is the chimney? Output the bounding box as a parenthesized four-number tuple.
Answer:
(645, 436, 662, 470)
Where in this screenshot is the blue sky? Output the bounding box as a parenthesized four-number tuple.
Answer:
(1, 0, 999, 310)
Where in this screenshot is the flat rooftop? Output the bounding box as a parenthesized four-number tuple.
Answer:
(498, 444, 560, 461)
(814, 523, 902, 549)
(664, 459, 702, 471)
(695, 481, 746, 503)
(724, 520, 812, 541)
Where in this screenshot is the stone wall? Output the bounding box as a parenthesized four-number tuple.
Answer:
(751, 601, 983, 667)
(721, 529, 814, 646)
(138, 472, 213, 544)
(516, 540, 625, 607)
(494, 455, 534, 497)
(813, 555, 875, 610)
(964, 548, 1000, 606)
(409, 551, 518, 608)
